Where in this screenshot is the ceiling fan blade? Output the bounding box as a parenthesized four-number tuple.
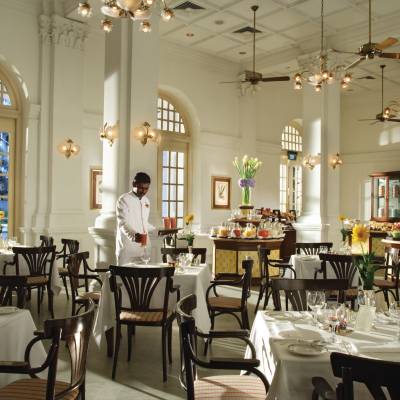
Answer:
(388, 118, 400, 123)
(380, 52, 400, 60)
(345, 57, 364, 70)
(261, 76, 290, 82)
(358, 118, 378, 121)
(332, 48, 359, 55)
(219, 81, 240, 84)
(376, 37, 398, 50)
(370, 121, 381, 125)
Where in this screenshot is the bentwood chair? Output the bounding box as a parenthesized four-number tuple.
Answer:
(312, 352, 400, 400)
(177, 294, 269, 400)
(374, 247, 400, 308)
(4, 246, 56, 318)
(109, 265, 180, 382)
(0, 275, 27, 308)
(206, 259, 253, 333)
(271, 278, 348, 311)
(56, 239, 80, 299)
(0, 299, 94, 400)
(254, 246, 296, 312)
(67, 252, 103, 315)
(39, 235, 54, 247)
(317, 254, 359, 309)
(296, 242, 333, 255)
(161, 247, 207, 264)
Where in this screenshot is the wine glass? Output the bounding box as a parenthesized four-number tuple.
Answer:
(307, 291, 325, 325)
(324, 304, 339, 343)
(389, 301, 400, 341)
(140, 247, 151, 265)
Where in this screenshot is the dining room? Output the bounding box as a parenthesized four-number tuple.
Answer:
(0, 0, 400, 399)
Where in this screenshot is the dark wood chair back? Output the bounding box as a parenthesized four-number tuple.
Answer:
(57, 239, 80, 268)
(161, 248, 207, 264)
(12, 246, 56, 277)
(109, 265, 175, 322)
(67, 251, 99, 292)
(0, 275, 27, 308)
(258, 247, 272, 281)
(331, 352, 400, 399)
(240, 259, 254, 306)
(271, 278, 348, 311)
(296, 242, 333, 255)
(39, 235, 54, 247)
(319, 253, 358, 285)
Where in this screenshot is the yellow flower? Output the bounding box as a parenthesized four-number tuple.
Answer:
(184, 213, 194, 225)
(339, 214, 346, 222)
(0, 211, 5, 219)
(352, 224, 369, 243)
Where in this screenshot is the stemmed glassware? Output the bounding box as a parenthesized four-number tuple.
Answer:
(307, 291, 325, 326)
(389, 301, 400, 341)
(140, 247, 151, 265)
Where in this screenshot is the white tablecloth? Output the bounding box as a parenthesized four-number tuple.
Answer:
(0, 250, 62, 295)
(287, 255, 359, 287)
(0, 309, 47, 387)
(246, 311, 400, 399)
(93, 263, 212, 347)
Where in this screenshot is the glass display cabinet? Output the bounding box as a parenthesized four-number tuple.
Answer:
(371, 171, 400, 222)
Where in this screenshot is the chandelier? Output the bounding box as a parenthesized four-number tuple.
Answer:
(293, 0, 351, 92)
(78, 0, 174, 33)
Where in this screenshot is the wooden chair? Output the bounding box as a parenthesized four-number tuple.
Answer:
(177, 294, 269, 400)
(161, 247, 207, 264)
(312, 352, 400, 400)
(317, 254, 359, 309)
(0, 275, 27, 308)
(4, 246, 56, 318)
(109, 265, 180, 382)
(56, 239, 80, 299)
(374, 247, 400, 308)
(206, 259, 253, 332)
(296, 242, 333, 255)
(67, 251, 103, 315)
(271, 278, 348, 311)
(0, 299, 94, 400)
(39, 235, 54, 247)
(255, 246, 296, 312)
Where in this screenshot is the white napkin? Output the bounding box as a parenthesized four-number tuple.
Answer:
(352, 342, 400, 354)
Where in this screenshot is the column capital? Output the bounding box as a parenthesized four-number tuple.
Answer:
(39, 15, 88, 50)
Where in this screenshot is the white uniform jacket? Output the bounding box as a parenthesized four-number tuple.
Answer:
(115, 191, 155, 265)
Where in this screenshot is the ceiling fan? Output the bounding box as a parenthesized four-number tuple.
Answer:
(333, 0, 399, 70)
(359, 65, 400, 124)
(220, 5, 290, 90)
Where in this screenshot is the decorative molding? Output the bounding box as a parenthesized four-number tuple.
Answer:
(0, 0, 41, 16)
(342, 149, 400, 164)
(39, 15, 88, 50)
(28, 103, 41, 120)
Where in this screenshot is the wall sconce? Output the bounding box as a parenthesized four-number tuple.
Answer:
(134, 122, 159, 146)
(302, 153, 320, 170)
(100, 122, 118, 146)
(57, 138, 80, 159)
(330, 153, 343, 169)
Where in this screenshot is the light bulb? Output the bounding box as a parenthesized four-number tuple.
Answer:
(145, 0, 154, 4)
(341, 80, 348, 89)
(78, 2, 92, 17)
(315, 84, 322, 93)
(344, 73, 351, 83)
(294, 73, 302, 82)
(384, 107, 391, 118)
(322, 70, 329, 80)
(327, 73, 334, 83)
(294, 81, 302, 90)
(134, 5, 151, 19)
(101, 19, 113, 33)
(140, 20, 152, 32)
(161, 8, 174, 21)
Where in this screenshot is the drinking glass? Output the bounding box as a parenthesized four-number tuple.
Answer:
(389, 301, 400, 341)
(324, 304, 339, 343)
(307, 291, 325, 325)
(140, 247, 151, 265)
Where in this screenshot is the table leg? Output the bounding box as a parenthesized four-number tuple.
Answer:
(105, 327, 114, 358)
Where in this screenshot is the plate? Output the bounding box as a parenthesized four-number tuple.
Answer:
(287, 342, 327, 356)
(0, 306, 19, 315)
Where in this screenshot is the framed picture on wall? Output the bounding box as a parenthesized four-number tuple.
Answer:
(211, 176, 231, 209)
(90, 167, 103, 209)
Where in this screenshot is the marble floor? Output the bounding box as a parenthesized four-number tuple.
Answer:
(30, 285, 260, 400)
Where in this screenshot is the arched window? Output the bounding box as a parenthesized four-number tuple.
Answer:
(157, 95, 190, 228)
(280, 125, 302, 214)
(0, 78, 15, 108)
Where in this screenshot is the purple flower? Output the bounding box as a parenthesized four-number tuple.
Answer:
(238, 178, 255, 188)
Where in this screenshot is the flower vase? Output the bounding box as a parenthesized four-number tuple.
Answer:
(188, 245, 193, 254)
(241, 187, 252, 206)
(357, 289, 376, 307)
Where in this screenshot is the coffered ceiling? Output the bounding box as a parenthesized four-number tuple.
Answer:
(162, 0, 400, 92)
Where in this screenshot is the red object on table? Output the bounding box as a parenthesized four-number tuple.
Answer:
(163, 217, 171, 229)
(170, 217, 177, 228)
(140, 233, 148, 246)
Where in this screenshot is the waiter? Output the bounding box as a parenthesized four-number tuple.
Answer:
(116, 172, 155, 265)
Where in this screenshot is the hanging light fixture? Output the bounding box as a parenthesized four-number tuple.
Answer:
(302, 153, 321, 170)
(100, 123, 118, 146)
(330, 153, 343, 169)
(57, 138, 80, 159)
(293, 0, 350, 92)
(134, 122, 159, 145)
(79, 0, 174, 33)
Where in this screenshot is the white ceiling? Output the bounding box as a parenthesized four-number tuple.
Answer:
(161, 0, 400, 92)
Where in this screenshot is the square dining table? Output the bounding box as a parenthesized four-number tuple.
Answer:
(246, 310, 400, 399)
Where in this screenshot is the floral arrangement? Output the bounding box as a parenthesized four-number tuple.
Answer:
(352, 224, 378, 290)
(233, 155, 262, 206)
(179, 213, 195, 247)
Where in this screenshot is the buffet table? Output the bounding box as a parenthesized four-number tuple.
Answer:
(210, 237, 284, 277)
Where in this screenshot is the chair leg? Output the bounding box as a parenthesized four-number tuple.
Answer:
(168, 322, 173, 364)
(47, 287, 54, 318)
(204, 312, 215, 356)
(242, 309, 250, 330)
(264, 286, 272, 310)
(383, 290, 390, 309)
(127, 325, 133, 362)
(112, 324, 121, 380)
(162, 325, 167, 382)
(37, 287, 41, 315)
(254, 285, 265, 313)
(62, 275, 69, 300)
(71, 300, 76, 316)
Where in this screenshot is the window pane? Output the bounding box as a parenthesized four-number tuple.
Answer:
(162, 202, 168, 217)
(170, 168, 176, 184)
(162, 151, 169, 167)
(162, 121, 168, 131)
(162, 168, 169, 184)
(2, 94, 11, 106)
(162, 184, 169, 201)
(170, 202, 176, 217)
(169, 111, 174, 121)
(178, 152, 184, 168)
(158, 97, 162, 107)
(177, 202, 183, 217)
(0, 132, 9, 153)
(181, 124, 185, 134)
(177, 218, 183, 228)
(178, 169, 184, 184)
(175, 123, 180, 132)
(163, 100, 168, 109)
(178, 185, 184, 201)
(169, 122, 174, 131)
(170, 185, 176, 201)
(170, 152, 177, 167)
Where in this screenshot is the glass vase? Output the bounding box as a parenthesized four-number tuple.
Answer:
(357, 288, 376, 307)
(241, 187, 252, 206)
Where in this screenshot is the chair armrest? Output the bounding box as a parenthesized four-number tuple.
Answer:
(170, 284, 181, 302)
(209, 278, 243, 286)
(94, 268, 109, 273)
(3, 259, 16, 275)
(33, 330, 45, 338)
(0, 361, 30, 374)
(311, 377, 336, 400)
(207, 329, 249, 339)
(207, 357, 260, 370)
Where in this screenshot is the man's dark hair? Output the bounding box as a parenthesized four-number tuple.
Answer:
(133, 172, 151, 185)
